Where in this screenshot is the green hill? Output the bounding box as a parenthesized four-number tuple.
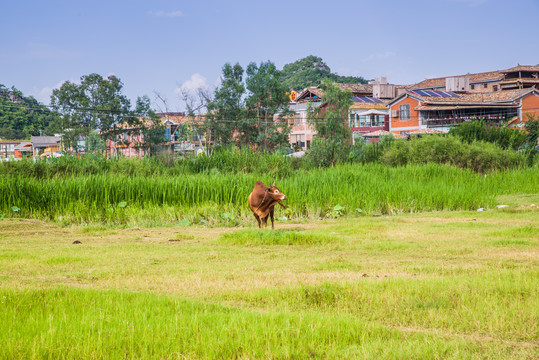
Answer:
(281, 55, 367, 91)
(0, 85, 57, 140)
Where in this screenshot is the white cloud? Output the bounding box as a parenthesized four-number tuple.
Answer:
(30, 81, 67, 105)
(147, 10, 183, 18)
(175, 73, 208, 96)
(362, 51, 396, 63)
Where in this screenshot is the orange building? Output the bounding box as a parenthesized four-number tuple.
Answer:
(387, 88, 539, 134)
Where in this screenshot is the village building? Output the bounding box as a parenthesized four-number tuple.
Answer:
(107, 124, 146, 159)
(157, 112, 207, 154)
(499, 65, 539, 90)
(287, 79, 402, 149)
(107, 112, 208, 158)
(0, 140, 22, 159)
(410, 70, 504, 94)
(348, 96, 389, 143)
(387, 88, 539, 134)
(14, 141, 32, 158)
(30, 136, 61, 158)
(287, 87, 323, 150)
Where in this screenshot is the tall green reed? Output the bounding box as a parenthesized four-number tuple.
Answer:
(2, 163, 536, 225)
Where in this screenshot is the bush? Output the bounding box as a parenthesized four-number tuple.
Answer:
(380, 140, 410, 166)
(382, 135, 526, 172)
(348, 135, 394, 164)
(449, 119, 526, 150)
(305, 138, 350, 167)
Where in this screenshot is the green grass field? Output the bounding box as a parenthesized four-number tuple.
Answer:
(1, 193, 537, 359)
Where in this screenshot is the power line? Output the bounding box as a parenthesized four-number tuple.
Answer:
(1, 103, 538, 128)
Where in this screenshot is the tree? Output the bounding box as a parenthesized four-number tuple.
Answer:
(242, 61, 292, 152)
(132, 95, 165, 155)
(179, 86, 212, 118)
(306, 80, 352, 166)
(50, 74, 133, 151)
(85, 130, 106, 155)
(205, 63, 246, 152)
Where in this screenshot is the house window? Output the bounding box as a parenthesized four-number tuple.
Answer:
(399, 105, 410, 120)
(493, 85, 498, 91)
(484, 84, 488, 89)
(349, 113, 357, 128)
(471, 85, 475, 90)
(359, 115, 369, 127)
(374, 115, 385, 126)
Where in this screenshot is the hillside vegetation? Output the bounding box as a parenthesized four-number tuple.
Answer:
(281, 55, 367, 91)
(0, 84, 57, 139)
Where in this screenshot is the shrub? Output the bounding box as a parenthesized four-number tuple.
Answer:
(382, 135, 525, 172)
(305, 138, 350, 167)
(449, 119, 526, 150)
(349, 136, 393, 164)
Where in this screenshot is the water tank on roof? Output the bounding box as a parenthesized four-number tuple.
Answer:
(446, 76, 469, 92)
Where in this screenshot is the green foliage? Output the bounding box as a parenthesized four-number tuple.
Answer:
(1, 160, 538, 225)
(132, 95, 165, 155)
(49, 74, 134, 150)
(205, 63, 246, 149)
(241, 61, 292, 152)
(524, 117, 539, 147)
(84, 130, 106, 154)
(281, 55, 367, 91)
(330, 204, 345, 218)
(0, 147, 301, 179)
(206, 61, 292, 152)
(306, 81, 352, 166)
(382, 136, 526, 172)
(0, 84, 58, 139)
(305, 137, 350, 167)
(449, 119, 526, 150)
(523, 117, 539, 165)
(348, 135, 395, 164)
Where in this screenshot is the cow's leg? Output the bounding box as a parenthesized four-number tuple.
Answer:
(253, 213, 261, 228)
(261, 215, 268, 228)
(269, 206, 275, 229)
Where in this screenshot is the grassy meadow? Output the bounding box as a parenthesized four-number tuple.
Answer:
(1, 150, 538, 358)
(1, 194, 538, 359)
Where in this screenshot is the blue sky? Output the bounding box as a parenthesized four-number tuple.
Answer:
(1, 0, 538, 111)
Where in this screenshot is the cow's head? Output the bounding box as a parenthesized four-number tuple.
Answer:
(268, 182, 286, 201)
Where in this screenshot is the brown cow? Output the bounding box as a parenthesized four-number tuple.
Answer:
(248, 181, 287, 229)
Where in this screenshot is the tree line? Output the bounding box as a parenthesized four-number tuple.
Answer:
(0, 56, 360, 153)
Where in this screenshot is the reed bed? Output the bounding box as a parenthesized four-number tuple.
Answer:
(2, 163, 537, 225)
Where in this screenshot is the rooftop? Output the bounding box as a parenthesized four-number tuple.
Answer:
(411, 70, 503, 89)
(335, 83, 373, 94)
(501, 65, 539, 73)
(30, 136, 61, 146)
(407, 88, 533, 105)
